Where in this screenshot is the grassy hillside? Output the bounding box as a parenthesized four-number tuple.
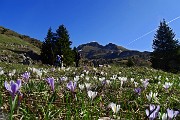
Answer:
(0, 27, 42, 63)
(0, 26, 42, 48)
(0, 34, 40, 53)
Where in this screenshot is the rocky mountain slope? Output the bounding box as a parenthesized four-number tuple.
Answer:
(77, 41, 151, 60)
(0, 26, 42, 64)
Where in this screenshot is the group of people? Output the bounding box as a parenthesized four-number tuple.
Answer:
(55, 50, 81, 68)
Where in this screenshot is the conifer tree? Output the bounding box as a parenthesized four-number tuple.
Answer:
(41, 27, 55, 65)
(151, 19, 180, 71)
(55, 25, 74, 66)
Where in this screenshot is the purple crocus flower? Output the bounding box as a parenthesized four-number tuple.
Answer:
(167, 108, 179, 119)
(134, 87, 142, 95)
(146, 104, 160, 120)
(4, 79, 22, 99)
(67, 81, 76, 92)
(142, 79, 149, 89)
(46, 77, 55, 92)
(102, 80, 107, 85)
(22, 72, 30, 82)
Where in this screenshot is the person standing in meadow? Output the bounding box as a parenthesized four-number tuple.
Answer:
(75, 51, 81, 67)
(55, 54, 62, 67)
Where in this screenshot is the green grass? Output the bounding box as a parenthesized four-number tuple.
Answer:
(0, 34, 40, 54)
(0, 63, 180, 120)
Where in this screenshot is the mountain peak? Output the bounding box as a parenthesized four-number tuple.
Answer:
(88, 41, 100, 46)
(104, 43, 118, 50)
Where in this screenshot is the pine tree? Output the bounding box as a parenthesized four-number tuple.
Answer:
(55, 25, 74, 66)
(151, 19, 180, 71)
(41, 27, 55, 65)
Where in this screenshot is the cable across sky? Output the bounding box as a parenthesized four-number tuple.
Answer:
(127, 16, 180, 46)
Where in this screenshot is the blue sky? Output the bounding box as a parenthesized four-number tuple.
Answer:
(1, 0, 180, 51)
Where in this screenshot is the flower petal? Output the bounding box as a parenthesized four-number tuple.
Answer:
(11, 83, 18, 96)
(4, 81, 12, 92)
(16, 79, 22, 88)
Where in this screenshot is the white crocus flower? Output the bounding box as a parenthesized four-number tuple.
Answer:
(130, 78, 134, 82)
(35, 69, 43, 79)
(93, 68, 97, 71)
(93, 76, 97, 80)
(86, 71, 89, 75)
(158, 81, 161, 85)
(80, 73, 84, 78)
(85, 83, 91, 90)
(0, 69, 4, 75)
(65, 67, 70, 71)
(163, 82, 173, 89)
(87, 90, 97, 100)
(99, 77, 105, 82)
(146, 91, 158, 102)
(74, 76, 80, 82)
(100, 71, 104, 75)
(79, 84, 85, 90)
(134, 81, 139, 87)
(108, 102, 121, 114)
(106, 80, 111, 85)
(85, 76, 90, 81)
(8, 69, 16, 77)
(118, 77, 127, 87)
(161, 113, 168, 120)
(111, 75, 117, 80)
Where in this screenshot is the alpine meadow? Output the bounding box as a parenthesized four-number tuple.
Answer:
(0, 1, 180, 120)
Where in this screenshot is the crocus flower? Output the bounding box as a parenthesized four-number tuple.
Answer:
(74, 76, 80, 82)
(108, 102, 121, 114)
(134, 87, 142, 95)
(22, 71, 30, 82)
(87, 90, 98, 100)
(142, 79, 149, 88)
(134, 81, 139, 87)
(59, 76, 68, 82)
(0, 67, 4, 75)
(161, 113, 167, 120)
(85, 76, 90, 81)
(146, 104, 160, 120)
(118, 77, 127, 87)
(67, 81, 76, 92)
(163, 82, 173, 89)
(167, 108, 179, 119)
(46, 77, 55, 92)
(85, 83, 91, 90)
(79, 84, 85, 90)
(146, 91, 158, 102)
(4, 79, 22, 99)
(51, 67, 55, 72)
(99, 77, 105, 82)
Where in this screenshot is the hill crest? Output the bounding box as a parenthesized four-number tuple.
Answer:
(77, 41, 150, 60)
(0, 26, 42, 64)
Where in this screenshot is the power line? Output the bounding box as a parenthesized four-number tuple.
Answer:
(127, 16, 180, 46)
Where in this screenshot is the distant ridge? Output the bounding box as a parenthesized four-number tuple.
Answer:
(77, 41, 150, 60)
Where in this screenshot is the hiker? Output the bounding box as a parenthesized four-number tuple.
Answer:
(56, 55, 62, 67)
(75, 51, 81, 67)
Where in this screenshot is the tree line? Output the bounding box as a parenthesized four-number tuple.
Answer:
(41, 21, 180, 73)
(40, 25, 78, 66)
